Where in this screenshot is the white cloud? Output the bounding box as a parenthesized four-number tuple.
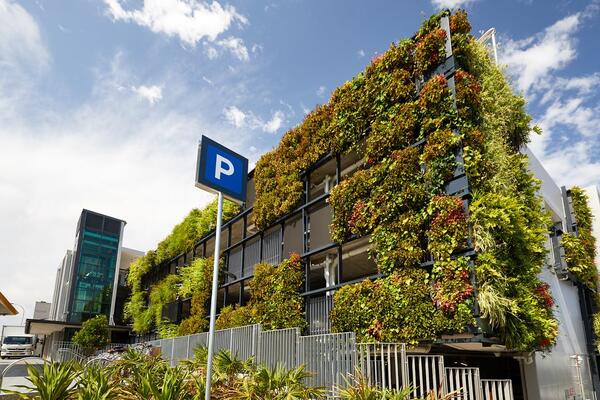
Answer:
(223, 106, 284, 133)
(316, 85, 326, 97)
(205, 45, 219, 59)
(357, 49, 365, 57)
(500, 10, 600, 191)
(202, 36, 251, 61)
(224, 105, 246, 128)
(0, 49, 263, 326)
(103, 0, 247, 46)
(502, 13, 581, 94)
(202, 75, 214, 85)
(431, 0, 477, 10)
(300, 103, 310, 115)
(263, 110, 284, 133)
(0, 0, 49, 71)
(132, 84, 163, 104)
(217, 36, 249, 61)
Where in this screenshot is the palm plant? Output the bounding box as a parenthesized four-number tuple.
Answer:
(4, 361, 80, 400)
(338, 370, 413, 400)
(212, 349, 251, 383)
(77, 364, 117, 400)
(230, 363, 325, 399)
(139, 366, 190, 400)
(112, 348, 169, 399)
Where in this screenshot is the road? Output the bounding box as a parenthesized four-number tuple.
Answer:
(0, 358, 44, 394)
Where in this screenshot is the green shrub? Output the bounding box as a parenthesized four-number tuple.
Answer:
(72, 315, 110, 355)
(77, 364, 117, 400)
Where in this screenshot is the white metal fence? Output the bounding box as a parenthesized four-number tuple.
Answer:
(122, 324, 515, 398)
(49, 341, 127, 362)
(298, 332, 356, 394)
(481, 379, 514, 400)
(446, 367, 481, 400)
(407, 355, 446, 398)
(257, 327, 300, 369)
(357, 343, 405, 391)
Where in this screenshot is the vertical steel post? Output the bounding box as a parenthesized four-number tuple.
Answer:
(205, 192, 224, 400)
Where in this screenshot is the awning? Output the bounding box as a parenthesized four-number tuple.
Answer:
(25, 318, 131, 336)
(0, 291, 17, 315)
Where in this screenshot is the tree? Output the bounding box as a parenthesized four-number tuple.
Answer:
(72, 315, 110, 355)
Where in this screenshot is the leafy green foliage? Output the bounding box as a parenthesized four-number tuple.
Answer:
(415, 28, 446, 76)
(330, 269, 474, 344)
(6, 361, 80, 400)
(215, 254, 306, 330)
(249, 253, 306, 330)
(77, 364, 117, 400)
(426, 196, 468, 260)
(215, 304, 255, 330)
(328, 10, 557, 352)
(148, 274, 181, 338)
(155, 199, 240, 266)
(226, 363, 324, 399)
(123, 197, 239, 335)
(594, 313, 600, 353)
(459, 33, 557, 351)
(370, 211, 425, 274)
(178, 256, 220, 336)
(72, 315, 109, 355)
(562, 187, 598, 289)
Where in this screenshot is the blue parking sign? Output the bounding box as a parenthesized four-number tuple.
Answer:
(196, 135, 248, 204)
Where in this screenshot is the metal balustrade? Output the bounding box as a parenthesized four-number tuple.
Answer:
(306, 295, 333, 335)
(357, 343, 405, 391)
(481, 379, 514, 400)
(446, 367, 482, 400)
(407, 355, 446, 399)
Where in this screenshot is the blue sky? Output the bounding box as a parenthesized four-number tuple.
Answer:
(1, 0, 599, 323)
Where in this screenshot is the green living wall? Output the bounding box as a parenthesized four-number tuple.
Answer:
(561, 187, 600, 351)
(251, 10, 557, 351)
(562, 187, 598, 289)
(124, 198, 240, 336)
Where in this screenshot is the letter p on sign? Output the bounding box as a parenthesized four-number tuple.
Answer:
(196, 135, 248, 204)
(215, 154, 235, 180)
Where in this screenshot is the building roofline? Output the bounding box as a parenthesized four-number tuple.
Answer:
(80, 208, 127, 225)
(0, 291, 18, 316)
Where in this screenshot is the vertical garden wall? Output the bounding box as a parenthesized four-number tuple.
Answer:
(250, 10, 556, 351)
(125, 10, 560, 350)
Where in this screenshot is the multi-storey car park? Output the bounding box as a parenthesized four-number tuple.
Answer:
(123, 10, 600, 400)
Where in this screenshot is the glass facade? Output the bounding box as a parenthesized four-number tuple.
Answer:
(67, 211, 123, 323)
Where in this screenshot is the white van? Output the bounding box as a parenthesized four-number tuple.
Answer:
(0, 335, 36, 359)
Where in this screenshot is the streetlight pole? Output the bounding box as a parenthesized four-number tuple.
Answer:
(10, 303, 25, 326)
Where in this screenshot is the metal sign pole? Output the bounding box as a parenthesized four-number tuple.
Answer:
(205, 191, 223, 400)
